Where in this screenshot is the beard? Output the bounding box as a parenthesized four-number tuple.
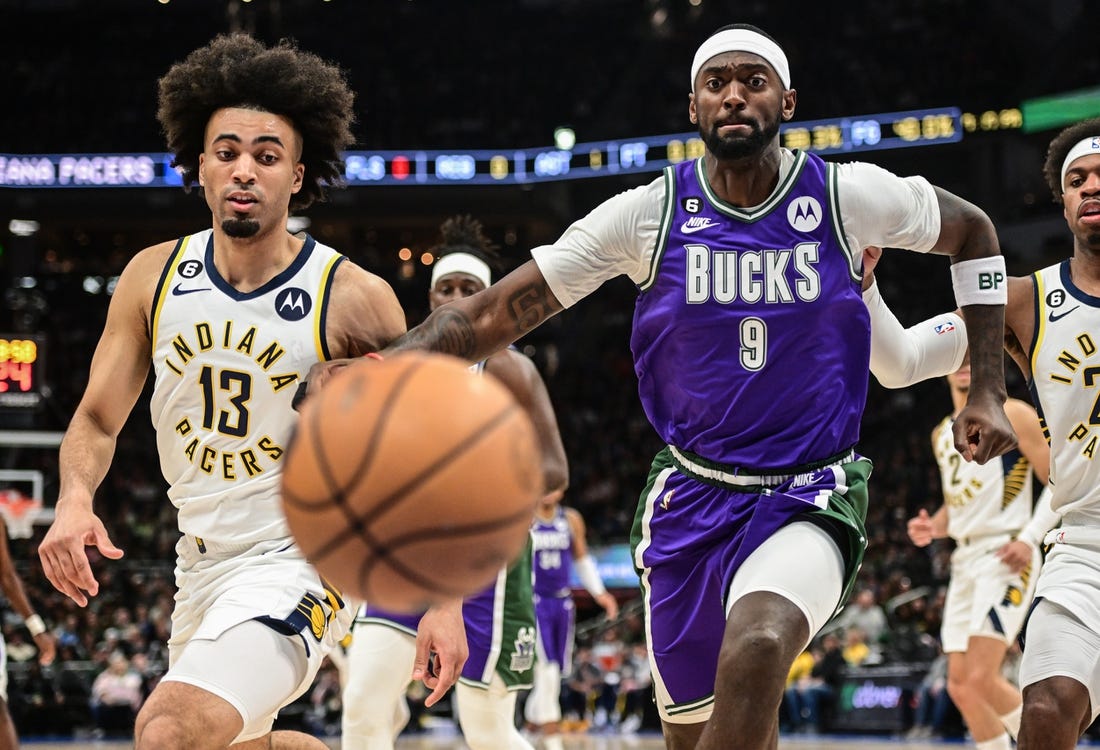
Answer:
(221, 217, 261, 238)
(700, 115, 782, 160)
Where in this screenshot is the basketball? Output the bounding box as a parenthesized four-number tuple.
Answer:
(281, 351, 542, 613)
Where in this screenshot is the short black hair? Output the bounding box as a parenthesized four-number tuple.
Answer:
(1043, 117, 1100, 204)
(432, 215, 502, 272)
(156, 33, 356, 211)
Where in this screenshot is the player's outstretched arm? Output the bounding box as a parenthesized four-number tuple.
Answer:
(385, 260, 564, 363)
(907, 507, 947, 547)
(997, 398, 1059, 572)
(39, 244, 167, 605)
(414, 597, 468, 707)
(862, 246, 968, 388)
(0, 517, 56, 665)
(930, 189, 1014, 463)
(294, 260, 407, 407)
(566, 507, 619, 620)
(485, 349, 568, 499)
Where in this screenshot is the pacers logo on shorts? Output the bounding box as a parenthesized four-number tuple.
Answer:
(294, 593, 330, 641)
(1001, 585, 1023, 607)
(1002, 561, 1033, 608)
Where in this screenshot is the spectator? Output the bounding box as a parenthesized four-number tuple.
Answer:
(560, 646, 601, 732)
(842, 626, 872, 666)
(590, 628, 625, 732)
(782, 648, 817, 732)
(89, 651, 142, 737)
(618, 643, 652, 734)
(832, 587, 889, 651)
(908, 642, 951, 739)
(786, 633, 845, 734)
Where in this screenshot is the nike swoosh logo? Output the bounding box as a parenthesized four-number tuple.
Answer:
(1048, 305, 1081, 323)
(680, 220, 719, 234)
(171, 283, 211, 296)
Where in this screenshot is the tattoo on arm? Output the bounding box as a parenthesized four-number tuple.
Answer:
(508, 283, 558, 333)
(388, 276, 562, 359)
(394, 308, 478, 358)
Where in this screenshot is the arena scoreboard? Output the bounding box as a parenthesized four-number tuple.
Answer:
(0, 106, 962, 189)
(0, 335, 46, 409)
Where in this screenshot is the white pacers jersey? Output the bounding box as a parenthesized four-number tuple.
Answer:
(933, 416, 1034, 540)
(149, 229, 345, 546)
(1031, 260, 1100, 522)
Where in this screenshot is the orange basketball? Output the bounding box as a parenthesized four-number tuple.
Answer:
(281, 351, 542, 613)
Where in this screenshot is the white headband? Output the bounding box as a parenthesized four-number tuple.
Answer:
(430, 252, 491, 289)
(691, 28, 790, 91)
(1061, 135, 1100, 188)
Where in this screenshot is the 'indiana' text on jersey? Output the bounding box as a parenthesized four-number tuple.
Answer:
(1031, 260, 1100, 516)
(148, 229, 344, 546)
(631, 152, 869, 469)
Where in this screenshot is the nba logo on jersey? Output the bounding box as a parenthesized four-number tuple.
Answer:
(934, 321, 956, 334)
(275, 288, 313, 321)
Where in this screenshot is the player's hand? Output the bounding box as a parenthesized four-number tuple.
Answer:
(33, 632, 57, 666)
(38, 506, 123, 607)
(952, 397, 1017, 464)
(414, 598, 468, 707)
(861, 246, 883, 291)
(596, 592, 619, 621)
(302, 359, 356, 399)
(996, 539, 1033, 573)
(907, 509, 935, 547)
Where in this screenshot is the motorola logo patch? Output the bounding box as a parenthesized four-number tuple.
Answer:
(275, 288, 312, 321)
(787, 196, 822, 232)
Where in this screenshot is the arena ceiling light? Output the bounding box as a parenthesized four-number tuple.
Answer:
(553, 127, 576, 151)
(8, 219, 39, 237)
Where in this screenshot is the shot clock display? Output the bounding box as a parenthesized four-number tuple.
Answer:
(0, 106, 962, 189)
(0, 335, 45, 409)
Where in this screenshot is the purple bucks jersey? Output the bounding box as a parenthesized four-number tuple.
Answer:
(532, 508, 573, 598)
(631, 152, 869, 469)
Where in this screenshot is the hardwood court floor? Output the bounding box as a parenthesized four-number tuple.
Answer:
(22, 729, 1100, 748)
(12, 732, 998, 749)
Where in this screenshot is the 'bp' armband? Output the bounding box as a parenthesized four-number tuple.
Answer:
(950, 256, 1007, 307)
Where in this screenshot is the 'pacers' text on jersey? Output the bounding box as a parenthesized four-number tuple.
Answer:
(631, 152, 869, 469)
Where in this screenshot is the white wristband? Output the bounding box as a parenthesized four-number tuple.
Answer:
(574, 555, 607, 597)
(950, 256, 1007, 307)
(25, 613, 45, 637)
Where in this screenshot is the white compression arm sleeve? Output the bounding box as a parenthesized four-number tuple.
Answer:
(574, 555, 607, 597)
(1017, 485, 1061, 550)
(864, 279, 968, 388)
